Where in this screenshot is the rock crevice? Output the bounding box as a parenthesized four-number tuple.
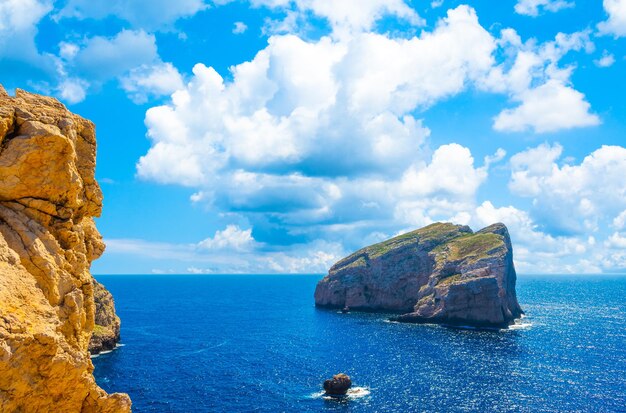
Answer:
(315, 222, 523, 328)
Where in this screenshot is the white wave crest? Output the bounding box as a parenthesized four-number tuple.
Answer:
(309, 386, 371, 400)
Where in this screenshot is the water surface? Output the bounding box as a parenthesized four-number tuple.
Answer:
(93, 274, 626, 412)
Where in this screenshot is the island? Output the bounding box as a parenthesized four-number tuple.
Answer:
(315, 222, 523, 328)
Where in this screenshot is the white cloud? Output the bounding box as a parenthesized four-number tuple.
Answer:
(133, 5, 609, 272)
(57, 78, 89, 104)
(509, 144, 626, 235)
(509, 143, 563, 197)
(399, 144, 489, 199)
(136, 6, 502, 245)
(69, 30, 158, 80)
(247, 0, 424, 37)
(431, 0, 444, 8)
(104, 236, 344, 273)
(597, 0, 626, 38)
(120, 62, 184, 104)
(514, 0, 574, 17)
(605, 232, 626, 249)
(58, 42, 79, 60)
(138, 6, 495, 181)
(197, 225, 257, 251)
(0, 0, 53, 64)
(474, 201, 601, 273)
(613, 210, 626, 230)
(233, 21, 248, 34)
(56, 0, 208, 30)
(484, 30, 599, 133)
(53, 30, 183, 104)
(493, 79, 600, 133)
(594, 50, 616, 67)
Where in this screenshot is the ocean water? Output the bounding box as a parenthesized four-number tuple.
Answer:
(93, 274, 626, 413)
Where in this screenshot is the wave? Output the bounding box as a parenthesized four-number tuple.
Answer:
(90, 343, 125, 359)
(309, 386, 371, 400)
(509, 321, 533, 330)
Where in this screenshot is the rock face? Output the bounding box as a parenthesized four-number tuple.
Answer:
(323, 373, 352, 396)
(315, 223, 523, 328)
(0, 87, 131, 412)
(89, 281, 122, 355)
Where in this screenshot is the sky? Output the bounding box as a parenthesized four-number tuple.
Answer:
(1, 0, 625, 275)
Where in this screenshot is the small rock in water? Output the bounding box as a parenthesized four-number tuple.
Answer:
(323, 373, 352, 396)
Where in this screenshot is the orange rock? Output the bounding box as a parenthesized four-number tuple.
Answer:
(0, 87, 131, 412)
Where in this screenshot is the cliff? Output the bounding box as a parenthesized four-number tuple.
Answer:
(90, 281, 122, 355)
(314, 222, 523, 328)
(0, 85, 131, 412)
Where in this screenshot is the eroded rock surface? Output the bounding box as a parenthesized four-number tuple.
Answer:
(0, 87, 131, 412)
(323, 373, 352, 396)
(315, 223, 523, 328)
(89, 281, 122, 355)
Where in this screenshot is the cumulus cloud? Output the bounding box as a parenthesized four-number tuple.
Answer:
(105, 236, 344, 273)
(493, 80, 600, 133)
(244, 0, 424, 36)
(514, 0, 574, 17)
(594, 50, 616, 68)
(398, 144, 489, 200)
(120, 62, 184, 104)
(233, 21, 248, 34)
(197, 225, 257, 251)
(484, 30, 599, 133)
(509, 143, 626, 235)
(56, 78, 89, 104)
(0, 0, 53, 66)
(56, 0, 208, 30)
(613, 210, 626, 230)
(68, 30, 158, 80)
(137, 6, 494, 180)
(136, 7, 503, 246)
(597, 0, 626, 38)
(0, 2, 186, 105)
(54, 30, 183, 103)
(131, 4, 608, 272)
(136, 5, 603, 256)
(605, 232, 626, 249)
(474, 201, 600, 273)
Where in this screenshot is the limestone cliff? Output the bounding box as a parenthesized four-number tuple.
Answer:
(0, 85, 131, 412)
(89, 281, 121, 355)
(314, 222, 523, 328)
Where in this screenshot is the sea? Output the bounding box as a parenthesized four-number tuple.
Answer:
(92, 274, 626, 413)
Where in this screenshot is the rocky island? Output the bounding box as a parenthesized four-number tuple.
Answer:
(0, 85, 130, 412)
(323, 373, 352, 396)
(315, 222, 523, 328)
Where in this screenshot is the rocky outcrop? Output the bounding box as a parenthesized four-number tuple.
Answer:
(89, 281, 121, 355)
(315, 223, 523, 328)
(0, 87, 131, 412)
(323, 373, 352, 396)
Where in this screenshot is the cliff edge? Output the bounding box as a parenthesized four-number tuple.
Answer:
(314, 222, 523, 328)
(0, 85, 131, 412)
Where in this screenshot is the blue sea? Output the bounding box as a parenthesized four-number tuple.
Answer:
(93, 274, 626, 412)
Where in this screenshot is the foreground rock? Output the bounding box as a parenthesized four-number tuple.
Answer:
(315, 222, 523, 328)
(89, 281, 122, 355)
(0, 86, 131, 412)
(323, 373, 352, 396)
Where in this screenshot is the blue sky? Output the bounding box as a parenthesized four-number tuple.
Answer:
(2, 0, 625, 274)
